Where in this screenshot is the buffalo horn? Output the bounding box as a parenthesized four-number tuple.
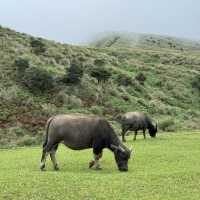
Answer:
(110, 144, 125, 152)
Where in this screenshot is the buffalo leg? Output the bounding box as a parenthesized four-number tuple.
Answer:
(122, 126, 128, 142)
(134, 131, 138, 141)
(93, 152, 103, 170)
(89, 153, 102, 170)
(40, 149, 49, 171)
(143, 129, 146, 140)
(89, 146, 103, 170)
(50, 144, 59, 170)
(40, 142, 54, 171)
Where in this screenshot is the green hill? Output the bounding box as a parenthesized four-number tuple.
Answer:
(91, 32, 200, 51)
(0, 26, 200, 147)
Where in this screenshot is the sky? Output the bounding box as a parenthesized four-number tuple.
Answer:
(0, 0, 200, 44)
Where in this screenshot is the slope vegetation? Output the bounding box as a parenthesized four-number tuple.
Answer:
(0, 26, 199, 146)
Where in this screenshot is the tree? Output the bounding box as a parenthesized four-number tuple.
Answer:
(91, 67, 111, 83)
(22, 66, 55, 92)
(63, 60, 83, 84)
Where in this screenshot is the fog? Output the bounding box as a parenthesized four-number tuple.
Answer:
(0, 0, 199, 44)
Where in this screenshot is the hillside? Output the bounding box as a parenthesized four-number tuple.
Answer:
(91, 32, 200, 51)
(0, 26, 200, 147)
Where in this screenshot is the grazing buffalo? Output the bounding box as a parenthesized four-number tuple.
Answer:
(116, 112, 157, 142)
(40, 114, 132, 172)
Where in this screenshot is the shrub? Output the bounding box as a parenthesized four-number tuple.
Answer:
(159, 118, 176, 131)
(60, 58, 70, 66)
(90, 106, 103, 116)
(63, 60, 83, 84)
(132, 80, 143, 92)
(94, 58, 107, 66)
(67, 95, 83, 109)
(117, 73, 133, 86)
(135, 72, 146, 85)
(91, 67, 111, 82)
(16, 135, 38, 146)
(30, 38, 46, 54)
(108, 86, 119, 97)
(0, 86, 21, 104)
(15, 57, 30, 74)
(7, 126, 26, 138)
(22, 66, 55, 92)
(41, 103, 58, 116)
(54, 91, 83, 108)
(192, 74, 200, 91)
(137, 98, 147, 107)
(54, 91, 69, 105)
(75, 74, 98, 102)
(10, 126, 25, 137)
(121, 94, 130, 102)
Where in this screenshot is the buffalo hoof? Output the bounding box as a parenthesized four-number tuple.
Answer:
(89, 160, 95, 168)
(54, 166, 60, 171)
(40, 167, 46, 171)
(40, 163, 46, 171)
(119, 169, 128, 172)
(94, 166, 102, 170)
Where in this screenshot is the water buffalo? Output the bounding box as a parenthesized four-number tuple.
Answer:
(116, 112, 157, 142)
(40, 114, 132, 172)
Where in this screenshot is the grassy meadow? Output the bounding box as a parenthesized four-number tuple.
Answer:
(0, 132, 200, 200)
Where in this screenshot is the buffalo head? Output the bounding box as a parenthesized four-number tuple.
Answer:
(114, 114, 123, 123)
(149, 123, 157, 137)
(111, 144, 132, 172)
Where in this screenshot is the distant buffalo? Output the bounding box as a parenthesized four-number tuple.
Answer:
(116, 112, 157, 142)
(40, 114, 132, 172)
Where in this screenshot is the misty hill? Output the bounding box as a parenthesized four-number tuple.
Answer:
(0, 26, 200, 146)
(91, 32, 200, 51)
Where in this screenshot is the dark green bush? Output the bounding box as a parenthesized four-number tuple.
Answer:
(63, 60, 83, 84)
(91, 67, 111, 82)
(192, 74, 200, 91)
(15, 57, 30, 74)
(117, 73, 133, 86)
(135, 72, 146, 85)
(30, 38, 46, 54)
(22, 66, 55, 92)
(94, 58, 107, 66)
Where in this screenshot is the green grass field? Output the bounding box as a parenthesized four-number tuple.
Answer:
(0, 132, 199, 200)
